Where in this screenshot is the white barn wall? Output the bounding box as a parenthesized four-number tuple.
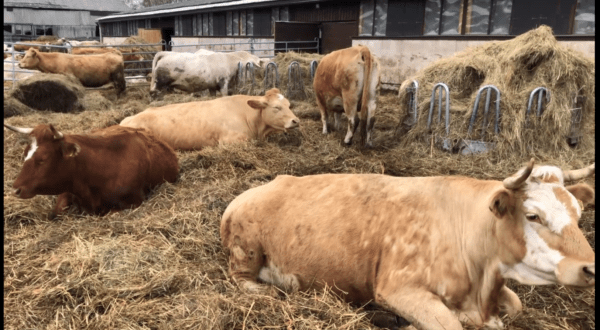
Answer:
(354, 39, 595, 87)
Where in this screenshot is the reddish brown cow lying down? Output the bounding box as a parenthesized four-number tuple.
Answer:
(221, 159, 595, 330)
(18, 48, 126, 96)
(5, 123, 179, 219)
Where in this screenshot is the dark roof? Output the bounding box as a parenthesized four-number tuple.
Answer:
(97, 0, 322, 22)
(114, 0, 234, 15)
(5, 0, 131, 12)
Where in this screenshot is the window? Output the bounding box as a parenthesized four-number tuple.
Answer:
(386, 0, 426, 36)
(573, 0, 594, 34)
(509, 0, 577, 35)
(213, 12, 226, 36)
(15, 25, 22, 35)
(45, 27, 53, 36)
(35, 26, 45, 35)
(23, 25, 32, 35)
(254, 8, 271, 36)
(182, 15, 193, 36)
(120, 21, 128, 36)
(4, 24, 12, 33)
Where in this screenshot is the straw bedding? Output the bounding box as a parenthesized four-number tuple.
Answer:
(4, 31, 595, 330)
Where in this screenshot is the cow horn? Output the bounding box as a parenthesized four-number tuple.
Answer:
(4, 123, 33, 134)
(563, 163, 595, 182)
(49, 125, 64, 140)
(503, 158, 535, 189)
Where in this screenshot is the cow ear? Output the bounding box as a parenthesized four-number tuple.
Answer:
(62, 142, 81, 158)
(566, 183, 595, 207)
(489, 189, 516, 219)
(247, 100, 268, 110)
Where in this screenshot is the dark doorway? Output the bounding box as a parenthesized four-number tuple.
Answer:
(95, 24, 100, 37)
(161, 28, 174, 51)
(274, 21, 320, 55)
(321, 21, 357, 54)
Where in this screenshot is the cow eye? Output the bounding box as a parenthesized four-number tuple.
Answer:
(525, 214, 541, 223)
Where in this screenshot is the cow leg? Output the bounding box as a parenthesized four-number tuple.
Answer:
(375, 289, 463, 330)
(218, 78, 228, 96)
(342, 90, 360, 145)
(315, 96, 329, 134)
(111, 64, 127, 97)
(49, 192, 75, 220)
(334, 112, 342, 131)
(498, 285, 522, 317)
(228, 234, 269, 293)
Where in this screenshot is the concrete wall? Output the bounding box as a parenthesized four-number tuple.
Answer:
(171, 37, 275, 57)
(353, 39, 595, 87)
(102, 37, 130, 45)
(5, 8, 95, 26)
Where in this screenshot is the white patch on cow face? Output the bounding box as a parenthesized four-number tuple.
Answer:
(531, 165, 564, 184)
(500, 181, 580, 285)
(500, 223, 565, 285)
(24, 137, 38, 162)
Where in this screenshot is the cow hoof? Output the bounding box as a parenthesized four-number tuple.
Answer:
(47, 211, 58, 220)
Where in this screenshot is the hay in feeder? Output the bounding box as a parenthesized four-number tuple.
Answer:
(397, 25, 595, 156)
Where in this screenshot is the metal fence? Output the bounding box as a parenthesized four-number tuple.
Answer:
(4, 40, 164, 89)
(4, 38, 318, 90)
(169, 38, 319, 58)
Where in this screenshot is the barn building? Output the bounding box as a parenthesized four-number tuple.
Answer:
(4, 0, 131, 42)
(97, 0, 595, 86)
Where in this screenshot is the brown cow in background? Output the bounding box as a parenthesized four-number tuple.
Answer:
(18, 48, 126, 95)
(5, 123, 179, 219)
(313, 45, 380, 147)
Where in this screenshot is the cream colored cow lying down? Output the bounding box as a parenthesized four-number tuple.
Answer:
(221, 160, 595, 330)
(120, 88, 299, 150)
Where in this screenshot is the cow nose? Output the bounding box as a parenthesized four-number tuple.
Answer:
(583, 265, 595, 278)
(290, 119, 300, 127)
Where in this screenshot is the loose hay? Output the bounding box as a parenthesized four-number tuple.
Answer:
(9, 73, 85, 113)
(397, 25, 595, 157)
(121, 35, 162, 76)
(4, 50, 595, 330)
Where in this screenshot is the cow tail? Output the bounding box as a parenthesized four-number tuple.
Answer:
(150, 52, 165, 92)
(358, 46, 374, 147)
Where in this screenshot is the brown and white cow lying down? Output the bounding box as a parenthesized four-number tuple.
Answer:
(5, 123, 179, 219)
(313, 45, 380, 147)
(18, 48, 126, 95)
(221, 159, 595, 330)
(120, 88, 299, 151)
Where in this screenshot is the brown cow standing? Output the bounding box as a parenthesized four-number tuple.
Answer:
(18, 48, 126, 95)
(5, 123, 179, 219)
(313, 45, 380, 147)
(221, 160, 595, 330)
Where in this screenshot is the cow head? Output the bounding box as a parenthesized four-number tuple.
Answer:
(18, 48, 40, 69)
(492, 159, 595, 287)
(5, 123, 81, 199)
(247, 88, 299, 132)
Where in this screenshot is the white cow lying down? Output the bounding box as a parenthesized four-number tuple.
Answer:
(120, 88, 300, 150)
(150, 50, 261, 97)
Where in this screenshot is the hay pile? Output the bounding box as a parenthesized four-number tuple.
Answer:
(121, 35, 161, 76)
(397, 25, 595, 156)
(3, 59, 595, 330)
(8, 73, 85, 113)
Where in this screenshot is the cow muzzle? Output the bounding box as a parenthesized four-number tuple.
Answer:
(285, 118, 300, 130)
(13, 187, 35, 199)
(556, 259, 595, 287)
